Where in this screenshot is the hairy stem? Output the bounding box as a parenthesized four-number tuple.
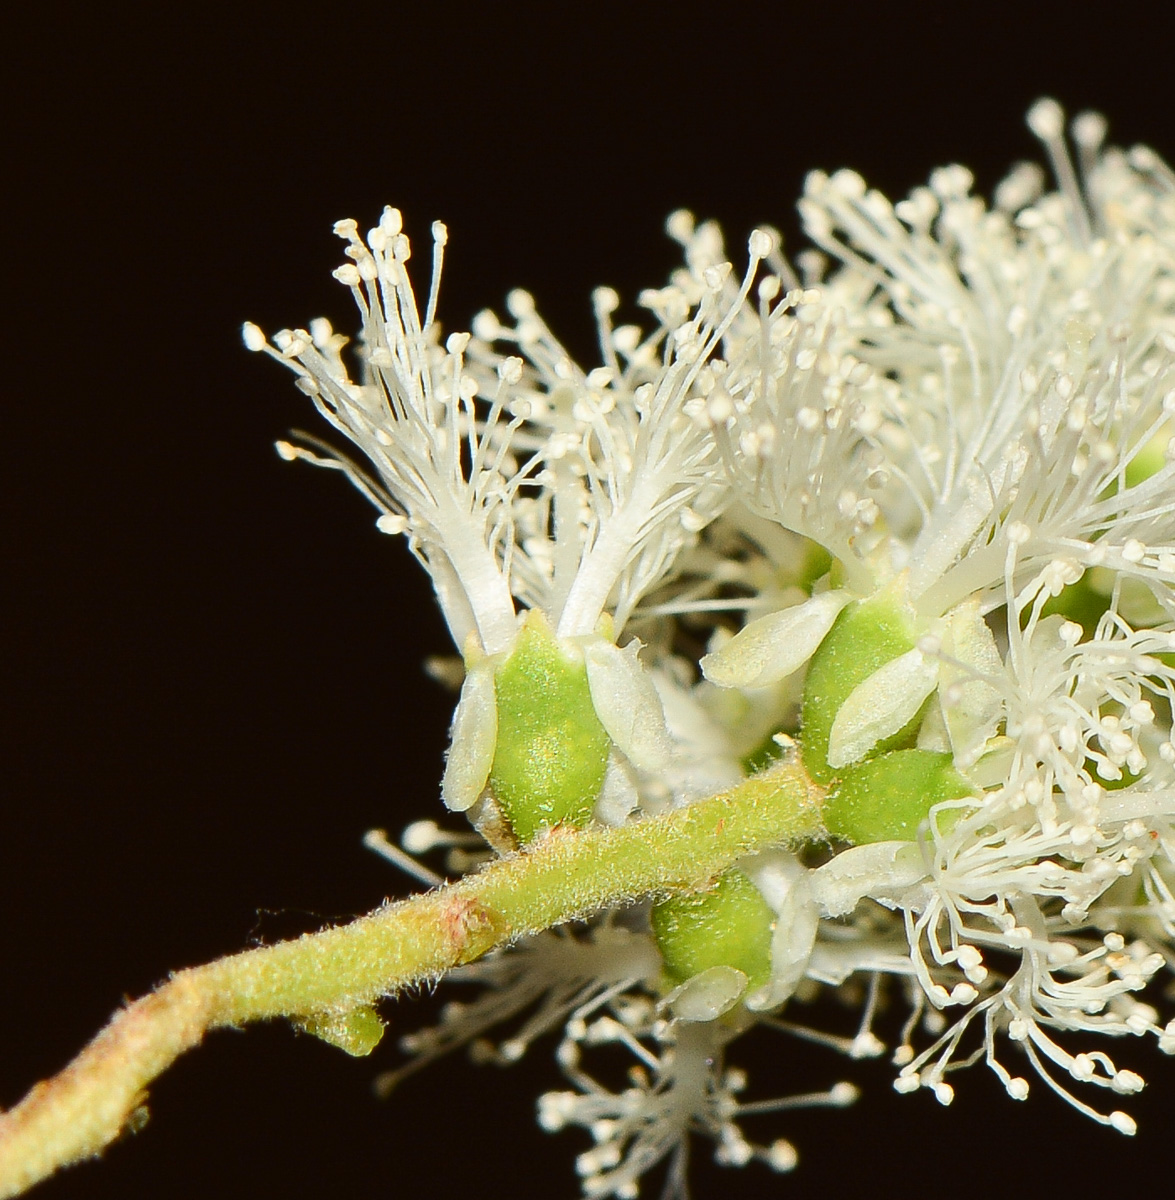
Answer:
(0, 759, 823, 1197)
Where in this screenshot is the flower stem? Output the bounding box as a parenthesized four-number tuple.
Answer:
(0, 759, 823, 1197)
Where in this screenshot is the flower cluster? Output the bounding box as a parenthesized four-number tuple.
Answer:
(250, 100, 1175, 1195)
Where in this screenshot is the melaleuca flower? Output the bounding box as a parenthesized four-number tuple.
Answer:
(801, 564, 1175, 1127)
(371, 924, 662, 1092)
(692, 100, 1175, 1133)
(795, 99, 1175, 621)
(703, 98, 1175, 777)
(538, 1009, 858, 1198)
(247, 209, 776, 841)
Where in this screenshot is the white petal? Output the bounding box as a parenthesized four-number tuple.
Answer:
(741, 851, 819, 1011)
(915, 693, 952, 753)
(584, 638, 670, 771)
(440, 663, 497, 812)
(593, 750, 640, 826)
(809, 842, 928, 918)
(662, 965, 748, 1022)
(648, 670, 744, 807)
(941, 600, 1004, 765)
(827, 647, 940, 768)
(966, 735, 1017, 789)
(700, 590, 851, 689)
(740, 848, 805, 911)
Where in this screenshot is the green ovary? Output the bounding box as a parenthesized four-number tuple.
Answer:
(651, 868, 775, 990)
(489, 613, 611, 843)
(824, 748, 973, 844)
(801, 588, 923, 784)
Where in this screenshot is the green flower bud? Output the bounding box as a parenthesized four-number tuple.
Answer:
(651, 868, 775, 991)
(823, 748, 973, 844)
(490, 612, 611, 843)
(801, 586, 923, 783)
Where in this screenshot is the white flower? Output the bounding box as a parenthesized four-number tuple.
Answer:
(249, 209, 780, 825)
(680, 101, 1175, 1143)
(885, 801, 1172, 1126)
(246, 211, 519, 657)
(247, 208, 776, 654)
(373, 924, 661, 1092)
(793, 99, 1175, 621)
(537, 998, 858, 1198)
(703, 98, 1175, 689)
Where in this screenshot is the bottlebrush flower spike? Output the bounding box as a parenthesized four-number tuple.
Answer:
(247, 209, 777, 837)
(251, 104, 1175, 1197)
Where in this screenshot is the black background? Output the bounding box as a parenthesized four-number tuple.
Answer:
(5, 3, 1175, 1198)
